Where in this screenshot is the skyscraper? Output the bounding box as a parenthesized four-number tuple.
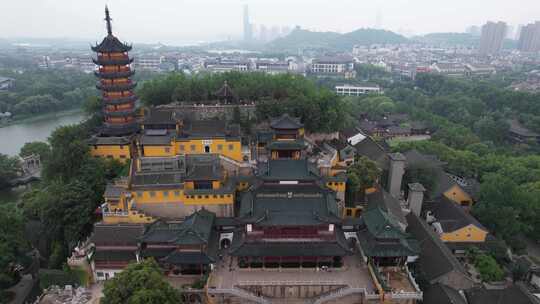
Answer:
(518, 22, 540, 52)
(243, 5, 252, 42)
(478, 21, 507, 55)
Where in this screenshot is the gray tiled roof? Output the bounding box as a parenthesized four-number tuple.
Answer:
(423, 284, 467, 304)
(406, 213, 470, 282)
(90, 223, 145, 246)
(425, 197, 487, 233)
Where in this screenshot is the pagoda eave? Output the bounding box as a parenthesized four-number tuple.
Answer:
(94, 70, 136, 79)
(93, 57, 134, 66)
(100, 95, 138, 105)
(103, 109, 136, 117)
(101, 122, 140, 136)
(96, 82, 137, 92)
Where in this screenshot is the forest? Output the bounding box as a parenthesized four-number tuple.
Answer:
(138, 72, 352, 133)
(356, 73, 540, 250)
(0, 69, 95, 119)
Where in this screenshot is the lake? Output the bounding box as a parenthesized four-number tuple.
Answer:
(0, 111, 85, 156)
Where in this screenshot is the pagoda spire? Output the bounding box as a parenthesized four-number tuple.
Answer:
(105, 5, 113, 36)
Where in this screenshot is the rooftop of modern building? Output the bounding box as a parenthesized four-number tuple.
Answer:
(312, 56, 354, 64)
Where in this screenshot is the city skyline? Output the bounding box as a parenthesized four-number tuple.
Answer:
(1, 0, 540, 46)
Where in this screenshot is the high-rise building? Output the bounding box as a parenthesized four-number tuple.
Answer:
(243, 5, 252, 42)
(478, 21, 507, 55)
(259, 25, 268, 42)
(466, 25, 481, 36)
(518, 22, 540, 52)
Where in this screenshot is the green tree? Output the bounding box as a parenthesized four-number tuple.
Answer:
(83, 95, 102, 117)
(0, 203, 28, 289)
(102, 259, 182, 304)
(19, 141, 51, 161)
(474, 254, 504, 282)
(0, 154, 20, 189)
(346, 156, 381, 203)
(472, 174, 525, 240)
(473, 115, 509, 143)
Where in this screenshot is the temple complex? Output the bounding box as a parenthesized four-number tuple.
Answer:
(79, 7, 427, 304)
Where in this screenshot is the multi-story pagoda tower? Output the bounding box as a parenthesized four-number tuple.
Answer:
(92, 6, 138, 136)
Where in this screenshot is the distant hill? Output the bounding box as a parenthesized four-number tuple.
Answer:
(267, 28, 409, 52)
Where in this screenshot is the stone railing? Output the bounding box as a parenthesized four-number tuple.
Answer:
(102, 211, 129, 217)
(386, 291, 423, 300)
(238, 280, 346, 286)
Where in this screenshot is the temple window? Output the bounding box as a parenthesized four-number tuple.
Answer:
(150, 191, 156, 197)
(163, 191, 169, 197)
(217, 144, 223, 151)
(190, 145, 196, 151)
(228, 144, 234, 151)
(179, 145, 184, 151)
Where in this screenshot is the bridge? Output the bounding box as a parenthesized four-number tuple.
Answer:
(8, 154, 42, 187)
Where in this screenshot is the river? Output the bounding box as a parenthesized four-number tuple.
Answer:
(0, 110, 85, 156)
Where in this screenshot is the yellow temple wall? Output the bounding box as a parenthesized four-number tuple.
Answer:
(440, 224, 487, 242)
(90, 145, 130, 162)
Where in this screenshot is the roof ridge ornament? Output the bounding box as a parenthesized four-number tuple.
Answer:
(105, 5, 113, 36)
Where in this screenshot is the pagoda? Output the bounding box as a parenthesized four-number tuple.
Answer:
(92, 6, 138, 136)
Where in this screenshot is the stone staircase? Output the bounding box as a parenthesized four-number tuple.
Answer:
(207, 287, 271, 304)
(311, 287, 367, 304)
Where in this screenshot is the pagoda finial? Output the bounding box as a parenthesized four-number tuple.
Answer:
(105, 5, 113, 36)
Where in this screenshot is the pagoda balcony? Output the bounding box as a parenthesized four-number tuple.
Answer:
(95, 70, 135, 79)
(101, 94, 138, 105)
(96, 82, 137, 92)
(104, 109, 136, 118)
(93, 56, 134, 66)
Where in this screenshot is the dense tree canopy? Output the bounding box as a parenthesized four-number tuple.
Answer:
(19, 141, 51, 162)
(0, 69, 95, 119)
(139, 72, 352, 132)
(0, 154, 20, 189)
(346, 156, 381, 202)
(102, 259, 182, 304)
(19, 122, 119, 268)
(0, 203, 29, 289)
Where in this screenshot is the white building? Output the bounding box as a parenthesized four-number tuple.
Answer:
(254, 60, 290, 74)
(311, 56, 355, 78)
(204, 60, 250, 73)
(335, 84, 381, 96)
(136, 56, 163, 71)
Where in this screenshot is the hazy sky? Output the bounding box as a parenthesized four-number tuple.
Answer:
(2, 0, 539, 45)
